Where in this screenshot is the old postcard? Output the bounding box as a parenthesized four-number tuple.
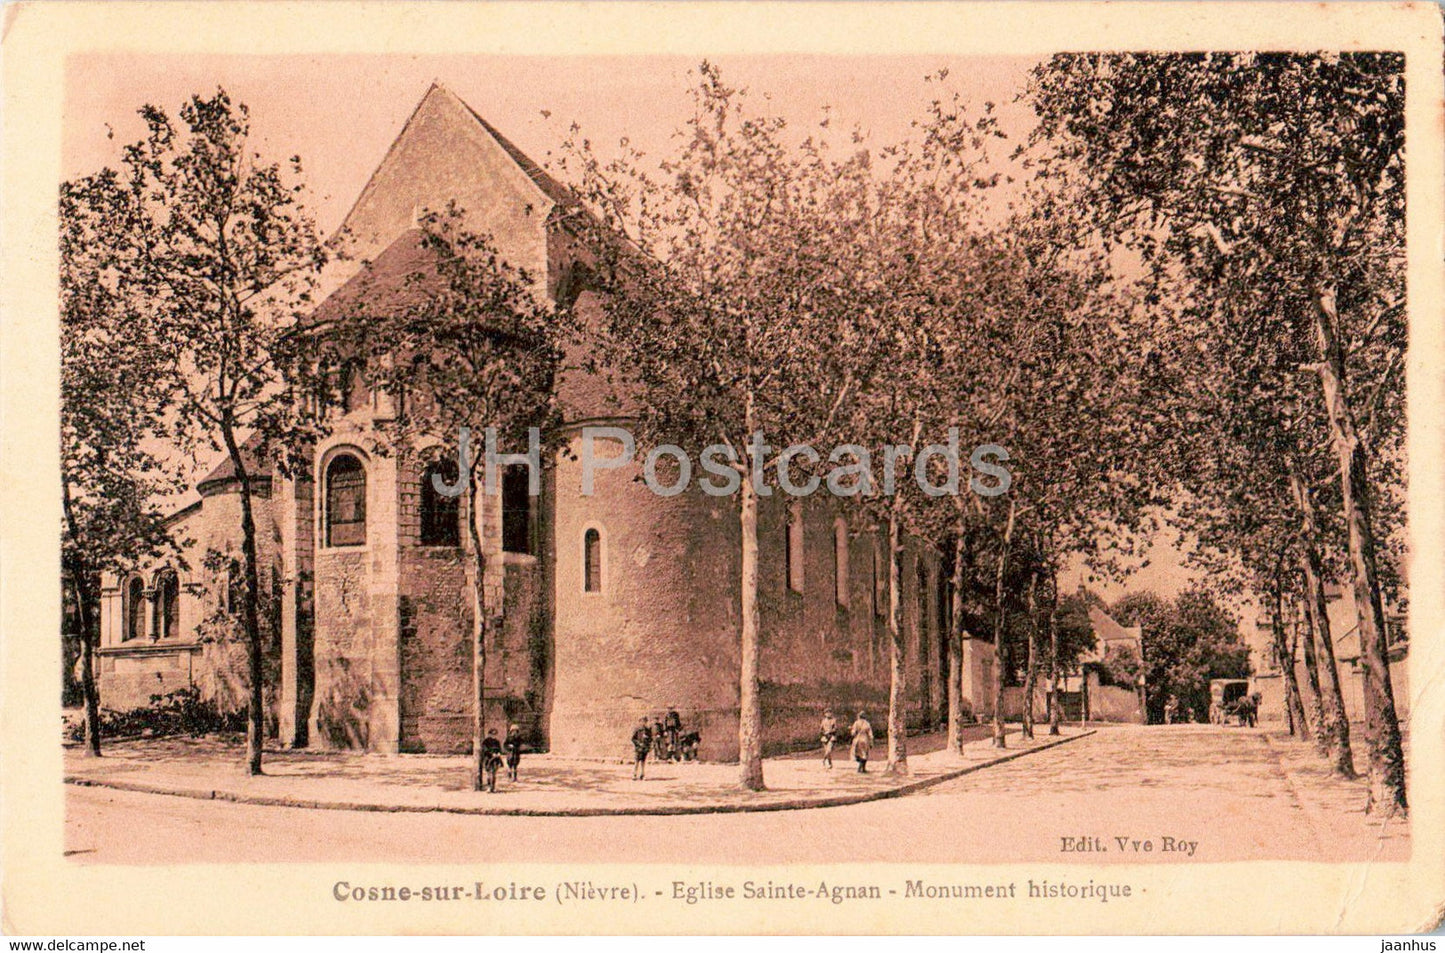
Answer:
(2, 0, 1443, 936)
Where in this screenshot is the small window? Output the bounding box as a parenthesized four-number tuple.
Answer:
(225, 559, 242, 615)
(502, 464, 533, 555)
(154, 570, 179, 640)
(785, 503, 804, 594)
(326, 454, 367, 547)
(834, 519, 850, 608)
(125, 577, 145, 641)
(420, 459, 461, 547)
(584, 528, 602, 593)
(337, 361, 368, 414)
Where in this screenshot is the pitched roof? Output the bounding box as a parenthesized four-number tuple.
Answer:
(458, 98, 579, 211)
(336, 84, 579, 259)
(196, 432, 272, 494)
(311, 228, 443, 327)
(1089, 605, 1142, 645)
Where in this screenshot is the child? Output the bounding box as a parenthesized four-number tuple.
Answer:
(480, 728, 504, 793)
(503, 723, 524, 782)
(820, 709, 838, 769)
(631, 717, 652, 780)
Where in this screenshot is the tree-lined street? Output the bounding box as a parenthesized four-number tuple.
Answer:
(59, 53, 1411, 824)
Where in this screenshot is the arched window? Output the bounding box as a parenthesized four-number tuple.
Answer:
(154, 570, 179, 640)
(125, 577, 145, 642)
(326, 454, 367, 547)
(834, 519, 850, 608)
(785, 503, 804, 594)
(583, 528, 602, 593)
(419, 459, 461, 547)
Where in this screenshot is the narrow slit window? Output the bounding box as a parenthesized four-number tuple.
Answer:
(154, 570, 179, 640)
(125, 577, 145, 641)
(584, 528, 602, 593)
(786, 503, 804, 594)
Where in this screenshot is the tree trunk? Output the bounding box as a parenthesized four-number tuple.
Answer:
(466, 468, 492, 791)
(990, 500, 1016, 749)
(1021, 571, 1038, 740)
(61, 481, 103, 757)
(737, 461, 765, 791)
(1290, 468, 1357, 778)
(220, 421, 265, 777)
(1311, 284, 1403, 812)
(1295, 587, 1327, 751)
(1048, 567, 1062, 736)
(886, 505, 908, 774)
(947, 527, 967, 755)
(61, 559, 104, 757)
(1270, 581, 1309, 743)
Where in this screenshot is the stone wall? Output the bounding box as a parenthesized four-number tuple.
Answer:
(309, 440, 402, 752)
(547, 430, 949, 761)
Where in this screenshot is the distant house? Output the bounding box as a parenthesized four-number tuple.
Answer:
(1007, 604, 1145, 725)
(1251, 583, 1408, 727)
(1077, 606, 1146, 723)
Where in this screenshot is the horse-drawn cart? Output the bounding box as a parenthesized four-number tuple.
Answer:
(1209, 679, 1257, 726)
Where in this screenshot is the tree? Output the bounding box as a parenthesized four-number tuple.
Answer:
(1028, 52, 1407, 813)
(336, 208, 571, 790)
(836, 79, 1008, 771)
(561, 64, 885, 789)
(964, 199, 1159, 748)
(1044, 581, 1098, 734)
(85, 89, 330, 775)
(1113, 588, 1250, 724)
(60, 172, 183, 754)
(1144, 289, 1357, 771)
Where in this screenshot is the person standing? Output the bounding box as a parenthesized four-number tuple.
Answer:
(664, 707, 682, 761)
(850, 711, 873, 773)
(503, 723, 525, 782)
(631, 717, 653, 781)
(819, 708, 838, 769)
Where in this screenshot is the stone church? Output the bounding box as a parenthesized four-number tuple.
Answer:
(93, 85, 997, 760)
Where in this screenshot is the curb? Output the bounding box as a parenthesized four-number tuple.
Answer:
(65, 729, 1094, 818)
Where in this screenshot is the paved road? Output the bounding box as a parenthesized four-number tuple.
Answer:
(65, 725, 1407, 865)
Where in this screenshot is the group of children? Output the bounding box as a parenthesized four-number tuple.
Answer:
(819, 708, 875, 772)
(630, 709, 702, 779)
(623, 706, 881, 779)
(478, 724, 525, 793)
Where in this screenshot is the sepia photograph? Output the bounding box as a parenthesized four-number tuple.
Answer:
(4, 0, 1444, 937)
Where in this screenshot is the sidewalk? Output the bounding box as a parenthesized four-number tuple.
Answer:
(64, 725, 1094, 816)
